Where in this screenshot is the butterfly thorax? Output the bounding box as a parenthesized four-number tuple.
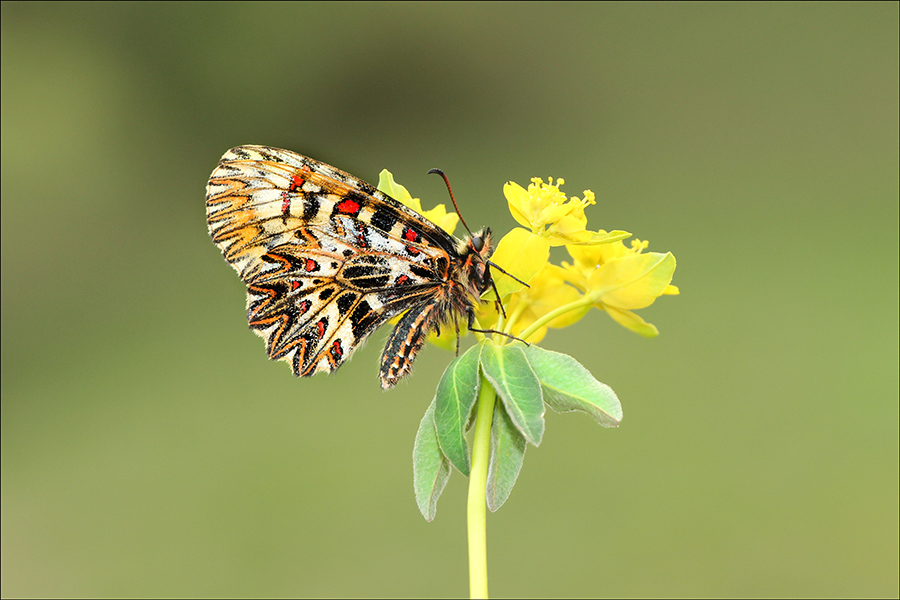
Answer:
(454, 227, 494, 296)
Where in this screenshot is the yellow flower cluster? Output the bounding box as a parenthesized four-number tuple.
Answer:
(505, 177, 597, 244)
(380, 171, 678, 347)
(482, 177, 678, 342)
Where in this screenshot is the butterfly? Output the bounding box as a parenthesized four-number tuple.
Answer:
(206, 145, 509, 389)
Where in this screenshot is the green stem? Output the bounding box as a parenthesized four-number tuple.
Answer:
(467, 375, 496, 599)
(517, 295, 594, 343)
(502, 300, 529, 339)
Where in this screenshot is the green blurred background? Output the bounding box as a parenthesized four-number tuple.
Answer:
(2, 2, 897, 597)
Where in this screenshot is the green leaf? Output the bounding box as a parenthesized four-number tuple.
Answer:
(480, 343, 545, 446)
(413, 399, 451, 521)
(486, 401, 527, 512)
(434, 342, 484, 476)
(523, 345, 622, 427)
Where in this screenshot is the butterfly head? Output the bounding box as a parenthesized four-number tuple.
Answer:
(457, 227, 494, 293)
(468, 227, 492, 255)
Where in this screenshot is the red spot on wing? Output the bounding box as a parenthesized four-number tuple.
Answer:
(336, 198, 361, 215)
(298, 300, 311, 314)
(284, 168, 309, 214)
(289, 166, 310, 192)
(331, 340, 343, 359)
(404, 227, 420, 243)
(305, 259, 317, 272)
(396, 274, 410, 285)
(291, 281, 301, 291)
(316, 319, 326, 337)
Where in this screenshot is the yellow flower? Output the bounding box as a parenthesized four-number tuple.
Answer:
(488, 227, 551, 299)
(490, 177, 634, 300)
(377, 170, 679, 349)
(561, 239, 679, 337)
(504, 177, 596, 246)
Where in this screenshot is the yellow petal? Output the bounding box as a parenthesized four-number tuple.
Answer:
(538, 286, 589, 329)
(601, 305, 659, 338)
(508, 203, 533, 230)
(553, 212, 588, 233)
(405, 197, 425, 214)
(557, 262, 590, 291)
(547, 217, 593, 246)
(420, 204, 459, 235)
(503, 181, 526, 206)
(582, 230, 633, 245)
(489, 228, 550, 298)
(473, 299, 500, 331)
(566, 243, 605, 270)
(498, 265, 588, 343)
(377, 170, 414, 205)
(538, 203, 576, 226)
(503, 182, 533, 229)
(588, 252, 676, 309)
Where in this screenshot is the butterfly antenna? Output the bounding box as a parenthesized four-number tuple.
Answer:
(428, 168, 473, 237)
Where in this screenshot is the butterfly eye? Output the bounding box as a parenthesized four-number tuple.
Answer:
(471, 236, 484, 252)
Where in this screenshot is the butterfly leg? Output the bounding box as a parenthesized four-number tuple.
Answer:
(466, 308, 528, 345)
(484, 262, 530, 320)
(487, 261, 530, 288)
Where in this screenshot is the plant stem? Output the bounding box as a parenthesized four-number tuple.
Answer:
(517, 295, 594, 343)
(467, 375, 496, 599)
(502, 300, 529, 338)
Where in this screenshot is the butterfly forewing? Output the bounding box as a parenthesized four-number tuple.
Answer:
(206, 145, 494, 388)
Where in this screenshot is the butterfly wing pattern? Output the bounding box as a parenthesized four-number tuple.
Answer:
(206, 145, 495, 389)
